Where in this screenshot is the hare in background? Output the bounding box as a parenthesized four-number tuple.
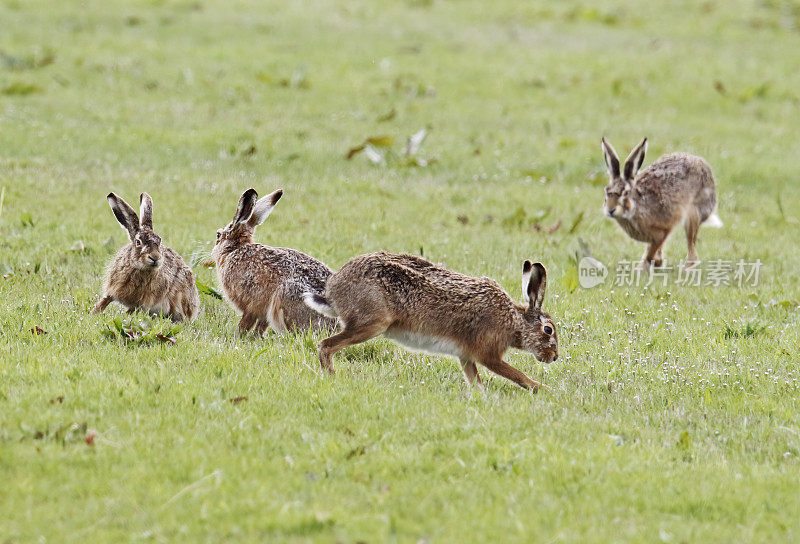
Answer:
(602, 137, 722, 269)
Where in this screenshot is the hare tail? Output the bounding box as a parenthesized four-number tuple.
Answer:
(303, 293, 337, 318)
(703, 212, 723, 228)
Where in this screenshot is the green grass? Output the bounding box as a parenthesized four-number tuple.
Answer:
(2, 0, 800, 541)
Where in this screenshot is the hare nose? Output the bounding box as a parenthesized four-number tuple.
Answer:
(149, 256, 159, 266)
(607, 209, 615, 217)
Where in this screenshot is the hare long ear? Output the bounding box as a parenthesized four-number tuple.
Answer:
(107, 193, 139, 241)
(139, 192, 153, 230)
(522, 261, 547, 311)
(233, 188, 258, 224)
(601, 137, 620, 178)
(623, 137, 648, 182)
(249, 188, 283, 227)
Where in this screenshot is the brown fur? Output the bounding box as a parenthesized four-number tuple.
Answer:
(212, 188, 336, 335)
(306, 251, 558, 391)
(602, 137, 718, 268)
(93, 192, 199, 321)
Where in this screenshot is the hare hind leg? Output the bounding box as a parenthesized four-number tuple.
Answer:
(238, 313, 259, 335)
(167, 309, 186, 323)
(253, 319, 270, 336)
(459, 358, 482, 387)
(318, 319, 390, 375)
(684, 207, 701, 266)
(93, 295, 114, 314)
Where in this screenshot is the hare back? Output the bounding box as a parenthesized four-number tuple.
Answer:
(623, 153, 716, 236)
(636, 153, 715, 202)
(328, 252, 517, 342)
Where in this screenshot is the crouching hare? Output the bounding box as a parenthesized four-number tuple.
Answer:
(212, 188, 336, 335)
(305, 252, 558, 391)
(601, 137, 722, 268)
(93, 192, 199, 322)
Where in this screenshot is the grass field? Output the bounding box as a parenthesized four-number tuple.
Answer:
(2, 0, 800, 541)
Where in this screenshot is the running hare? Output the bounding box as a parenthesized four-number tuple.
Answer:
(212, 188, 336, 335)
(601, 137, 721, 268)
(93, 192, 199, 322)
(305, 252, 558, 391)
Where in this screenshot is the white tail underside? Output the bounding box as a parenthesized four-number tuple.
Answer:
(302, 293, 337, 318)
(703, 212, 723, 228)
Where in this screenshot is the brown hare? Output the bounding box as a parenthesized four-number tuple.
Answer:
(93, 192, 199, 322)
(304, 251, 558, 391)
(212, 188, 336, 335)
(601, 137, 721, 269)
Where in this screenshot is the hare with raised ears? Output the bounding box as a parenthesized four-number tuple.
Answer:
(212, 188, 337, 335)
(93, 192, 200, 322)
(601, 137, 721, 269)
(304, 251, 558, 391)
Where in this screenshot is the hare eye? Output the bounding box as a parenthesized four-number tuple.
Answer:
(216, 231, 222, 240)
(543, 325, 553, 335)
(134, 239, 141, 246)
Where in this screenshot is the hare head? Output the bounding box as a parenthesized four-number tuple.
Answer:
(601, 137, 647, 219)
(518, 260, 558, 363)
(107, 192, 163, 270)
(214, 188, 283, 252)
